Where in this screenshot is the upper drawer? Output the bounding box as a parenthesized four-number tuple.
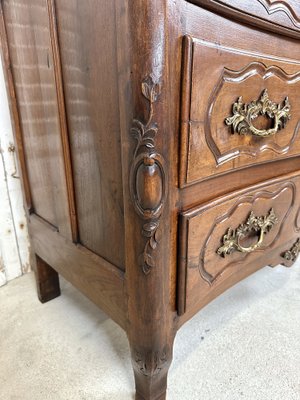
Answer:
(217, 0, 300, 33)
(180, 34, 300, 187)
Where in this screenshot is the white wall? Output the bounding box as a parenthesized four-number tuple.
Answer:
(0, 56, 31, 286)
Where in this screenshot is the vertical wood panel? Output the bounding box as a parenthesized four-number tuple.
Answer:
(2, 0, 72, 239)
(55, 0, 125, 269)
(0, 0, 32, 210)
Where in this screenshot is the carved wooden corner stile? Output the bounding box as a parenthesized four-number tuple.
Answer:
(130, 76, 167, 275)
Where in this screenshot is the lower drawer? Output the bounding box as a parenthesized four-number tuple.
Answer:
(178, 172, 300, 317)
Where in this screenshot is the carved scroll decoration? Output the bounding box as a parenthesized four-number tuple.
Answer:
(225, 90, 291, 137)
(130, 76, 167, 275)
(217, 208, 278, 257)
(282, 238, 300, 264)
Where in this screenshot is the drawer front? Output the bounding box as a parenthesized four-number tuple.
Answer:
(180, 35, 300, 187)
(217, 0, 300, 33)
(178, 173, 300, 316)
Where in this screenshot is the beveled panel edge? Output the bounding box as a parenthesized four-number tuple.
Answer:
(257, 0, 300, 30)
(192, 36, 300, 66)
(179, 35, 193, 188)
(187, 0, 300, 40)
(206, 62, 300, 166)
(295, 206, 300, 233)
(182, 169, 300, 219)
(177, 214, 189, 316)
(46, 0, 79, 242)
(180, 156, 300, 211)
(176, 169, 300, 315)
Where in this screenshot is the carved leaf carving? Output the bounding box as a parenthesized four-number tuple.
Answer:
(130, 76, 166, 275)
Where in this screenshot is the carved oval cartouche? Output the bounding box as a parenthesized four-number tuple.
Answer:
(136, 157, 163, 212)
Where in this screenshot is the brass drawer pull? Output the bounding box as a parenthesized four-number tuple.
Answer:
(217, 208, 278, 257)
(225, 90, 291, 137)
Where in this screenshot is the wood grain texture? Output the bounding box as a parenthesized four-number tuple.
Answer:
(2, 0, 72, 238)
(34, 254, 61, 303)
(119, 2, 180, 399)
(180, 156, 300, 211)
(187, 0, 300, 39)
(29, 214, 127, 329)
(0, 1, 32, 210)
(217, 0, 300, 30)
(54, 0, 125, 269)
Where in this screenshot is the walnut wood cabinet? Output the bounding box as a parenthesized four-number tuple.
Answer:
(1, 1, 300, 399)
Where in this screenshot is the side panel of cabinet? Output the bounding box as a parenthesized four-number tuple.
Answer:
(1, 0, 127, 326)
(2, 0, 72, 239)
(54, 0, 125, 269)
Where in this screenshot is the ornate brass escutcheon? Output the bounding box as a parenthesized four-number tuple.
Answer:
(217, 208, 278, 257)
(225, 90, 291, 137)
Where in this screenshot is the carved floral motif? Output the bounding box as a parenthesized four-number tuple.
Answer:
(130, 76, 167, 275)
(131, 78, 160, 157)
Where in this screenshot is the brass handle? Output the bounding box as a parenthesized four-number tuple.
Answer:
(217, 208, 278, 257)
(225, 90, 291, 137)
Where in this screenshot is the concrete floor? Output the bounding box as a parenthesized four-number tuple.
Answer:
(0, 263, 300, 400)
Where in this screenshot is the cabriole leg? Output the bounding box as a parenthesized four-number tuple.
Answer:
(129, 335, 175, 400)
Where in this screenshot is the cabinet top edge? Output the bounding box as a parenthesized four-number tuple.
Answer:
(186, 0, 300, 40)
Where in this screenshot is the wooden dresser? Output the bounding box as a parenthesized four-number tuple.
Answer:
(1, 1, 300, 399)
